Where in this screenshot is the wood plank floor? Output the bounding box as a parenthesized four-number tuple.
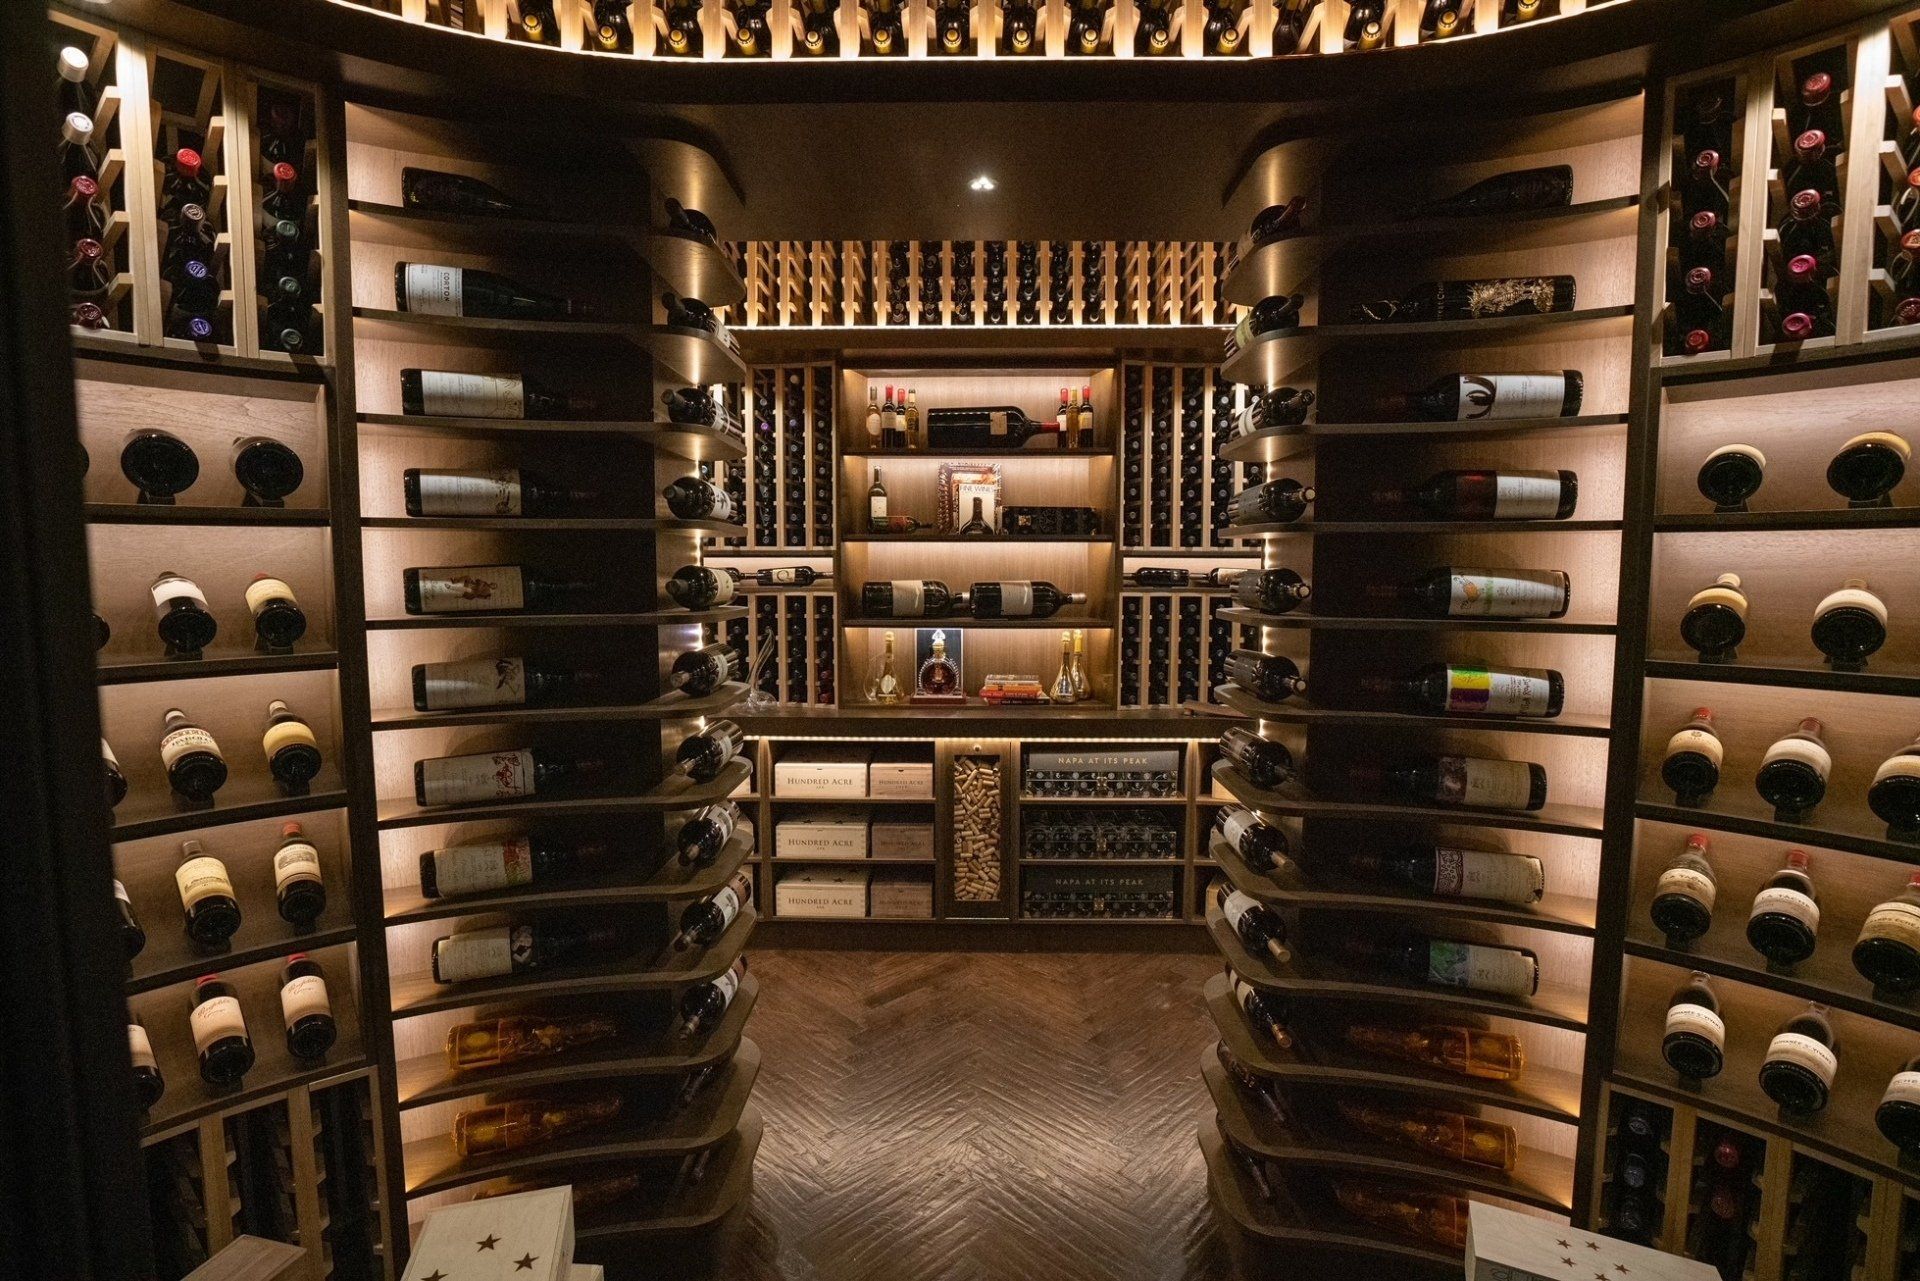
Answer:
(697, 947, 1233, 1281)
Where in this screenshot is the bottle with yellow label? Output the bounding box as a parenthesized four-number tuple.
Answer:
(262, 699, 323, 794)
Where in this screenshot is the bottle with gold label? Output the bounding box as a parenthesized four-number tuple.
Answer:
(868, 630, 904, 704)
(1051, 630, 1075, 703)
(445, 1014, 622, 1071)
(451, 1091, 624, 1158)
(1339, 1021, 1524, 1081)
(474, 1171, 644, 1213)
(1069, 628, 1088, 701)
(1330, 1179, 1469, 1248)
(1680, 572, 1748, 662)
(262, 699, 323, 794)
(1810, 578, 1887, 670)
(1826, 430, 1909, 506)
(176, 838, 240, 948)
(1334, 1099, 1518, 1171)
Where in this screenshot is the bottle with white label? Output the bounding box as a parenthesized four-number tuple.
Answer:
(669, 642, 741, 698)
(399, 367, 594, 421)
(271, 820, 326, 926)
(175, 838, 241, 948)
(1852, 871, 1920, 992)
(129, 1018, 164, 1109)
(968, 580, 1088, 620)
(1661, 970, 1725, 1079)
(1826, 430, 1909, 505)
(115, 877, 145, 957)
(676, 801, 740, 867)
(860, 580, 956, 618)
(1213, 806, 1290, 873)
(1376, 754, 1548, 812)
(262, 699, 323, 794)
(1876, 1053, 1920, 1156)
(1660, 707, 1723, 805)
(1219, 727, 1295, 791)
(1697, 443, 1766, 511)
(280, 953, 337, 1060)
(1758, 1004, 1837, 1114)
(1375, 371, 1584, 422)
(418, 835, 611, 900)
(1346, 845, 1545, 905)
(190, 973, 255, 1087)
(1810, 578, 1887, 669)
(1679, 573, 1748, 662)
(1232, 973, 1292, 1047)
(403, 467, 595, 518)
(676, 958, 747, 1039)
(430, 920, 622, 985)
(410, 656, 598, 712)
(672, 870, 753, 951)
(1372, 469, 1578, 521)
(1342, 932, 1540, 998)
(1747, 848, 1820, 966)
(150, 570, 218, 656)
(1215, 881, 1291, 964)
(1869, 736, 1920, 835)
(864, 385, 882, 441)
(1369, 662, 1563, 719)
(392, 261, 587, 321)
(674, 719, 743, 784)
(663, 564, 740, 611)
(159, 708, 227, 804)
(1755, 718, 1830, 817)
(411, 747, 607, 809)
(246, 573, 307, 650)
(402, 563, 595, 615)
(1377, 566, 1571, 620)
(662, 475, 734, 522)
(868, 468, 888, 531)
(1649, 832, 1716, 944)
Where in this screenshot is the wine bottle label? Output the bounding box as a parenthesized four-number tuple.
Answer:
(431, 838, 534, 896)
(414, 567, 527, 612)
(1446, 570, 1567, 617)
(1664, 1002, 1725, 1049)
(1665, 726, 1724, 768)
(421, 658, 529, 709)
(1862, 900, 1920, 950)
(419, 749, 538, 805)
(160, 726, 222, 769)
(1655, 866, 1716, 912)
(128, 1023, 156, 1070)
(1750, 886, 1820, 933)
(1426, 940, 1536, 996)
(263, 718, 319, 759)
(417, 371, 525, 419)
(1687, 582, 1747, 618)
(244, 576, 295, 615)
(151, 578, 208, 610)
(1706, 442, 1765, 468)
(175, 855, 234, 908)
(870, 496, 887, 522)
(402, 263, 464, 316)
(1436, 757, 1537, 809)
(1231, 977, 1263, 1012)
(190, 994, 247, 1052)
(280, 973, 331, 1026)
(102, 738, 119, 769)
(998, 583, 1037, 615)
(113, 878, 133, 907)
(1433, 850, 1544, 903)
(712, 964, 741, 1007)
(1843, 431, 1912, 460)
(1884, 1070, 1920, 1108)
(1443, 665, 1553, 716)
(414, 469, 524, 517)
(1761, 735, 1832, 779)
(704, 573, 736, 605)
(1815, 585, 1888, 626)
(1455, 374, 1570, 422)
(433, 927, 516, 983)
(1220, 810, 1259, 857)
(763, 568, 806, 585)
(273, 840, 323, 891)
(1765, 1032, 1837, 1087)
(1875, 753, 1920, 786)
(889, 581, 926, 615)
(709, 883, 745, 930)
(1220, 888, 1261, 934)
(1491, 472, 1567, 519)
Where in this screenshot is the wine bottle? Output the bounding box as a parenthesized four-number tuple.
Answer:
(1662, 970, 1725, 1078)
(1375, 566, 1571, 619)
(393, 262, 587, 321)
(1879, 1056, 1920, 1155)
(402, 564, 595, 615)
(230, 437, 303, 506)
(1810, 579, 1887, 668)
(752, 566, 819, 587)
(1852, 872, 1920, 992)
(1777, 253, 1836, 340)
(958, 496, 994, 536)
(1697, 443, 1766, 510)
(1376, 754, 1548, 812)
(1228, 568, 1312, 615)
(968, 581, 1087, 619)
(1650, 832, 1716, 944)
(1077, 386, 1095, 447)
(402, 467, 593, 518)
(662, 475, 734, 522)
(1366, 662, 1563, 719)
(273, 821, 326, 927)
(1219, 727, 1294, 790)
(1225, 649, 1305, 703)
(431, 920, 622, 985)
(1672, 265, 1729, 356)
(246, 574, 307, 650)
(129, 1018, 163, 1110)
(410, 657, 597, 712)
(924, 405, 1052, 450)
(1869, 737, 1920, 834)
(1375, 371, 1583, 423)
(1755, 719, 1830, 816)
(1661, 707, 1723, 805)
(1758, 1004, 1837, 1114)
(1679, 573, 1748, 660)
(121, 428, 199, 503)
(1783, 130, 1839, 210)
(400, 368, 593, 420)
(176, 839, 240, 948)
(1227, 478, 1314, 525)
(58, 111, 96, 185)
(1334, 1180, 1472, 1248)
(190, 973, 255, 1088)
(1747, 848, 1820, 966)
(1337, 931, 1540, 998)
(93, 612, 110, 652)
(1406, 165, 1573, 219)
(860, 580, 956, 620)
(1345, 846, 1544, 905)
(262, 699, 323, 793)
(669, 642, 741, 697)
(420, 835, 610, 901)
(676, 959, 746, 1039)
(451, 1091, 623, 1158)
(1373, 469, 1577, 521)
(281, 954, 337, 1060)
(1051, 630, 1076, 703)
(160, 708, 227, 803)
(663, 565, 739, 611)
(413, 748, 604, 808)
(675, 720, 742, 784)
(399, 167, 541, 218)
(677, 801, 741, 866)
(114, 878, 145, 958)
(867, 468, 888, 531)
(102, 738, 127, 809)
(150, 571, 218, 656)
(672, 869, 753, 951)
(1213, 806, 1288, 872)
(1827, 431, 1910, 504)
(1340, 1021, 1525, 1080)
(1216, 882, 1290, 964)
(1225, 294, 1304, 354)
(1779, 188, 1837, 267)
(1349, 276, 1576, 324)
(445, 1014, 620, 1071)
(1333, 1099, 1517, 1171)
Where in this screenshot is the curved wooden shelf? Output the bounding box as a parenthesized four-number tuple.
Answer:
(640, 324, 749, 385)
(1220, 306, 1635, 387)
(1213, 763, 1606, 840)
(393, 974, 759, 1110)
(1643, 657, 1920, 700)
(364, 604, 746, 631)
(1215, 413, 1626, 464)
(1216, 606, 1617, 635)
(377, 757, 751, 829)
(1204, 973, 1581, 1125)
(356, 413, 748, 461)
(637, 231, 748, 309)
(1654, 506, 1920, 533)
(346, 200, 637, 253)
(382, 828, 754, 925)
(371, 682, 745, 731)
(96, 648, 341, 686)
(1633, 794, 1920, 865)
(1200, 1046, 1574, 1214)
(361, 516, 734, 533)
(111, 776, 349, 844)
(1213, 682, 1611, 739)
(351, 306, 643, 347)
(1245, 518, 1621, 536)
(573, 1108, 762, 1243)
(1210, 839, 1596, 936)
(388, 904, 755, 1018)
(402, 1040, 761, 1197)
(1207, 901, 1589, 1033)
(84, 503, 331, 526)
(1199, 1115, 1460, 1273)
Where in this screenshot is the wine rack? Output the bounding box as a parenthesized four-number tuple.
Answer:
(717, 362, 835, 551)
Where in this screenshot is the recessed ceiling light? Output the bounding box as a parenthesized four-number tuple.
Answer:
(969, 175, 997, 192)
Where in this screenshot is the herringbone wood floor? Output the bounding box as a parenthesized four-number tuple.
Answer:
(703, 947, 1233, 1281)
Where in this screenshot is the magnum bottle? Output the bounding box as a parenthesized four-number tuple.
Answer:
(1345, 845, 1545, 905)
(672, 870, 753, 951)
(860, 580, 957, 618)
(968, 581, 1086, 619)
(1225, 649, 1305, 703)
(1747, 848, 1820, 966)
(412, 748, 605, 808)
(273, 821, 327, 926)
(1373, 566, 1570, 619)
(400, 167, 542, 218)
(1827, 431, 1909, 505)
(1697, 444, 1765, 510)
(1869, 737, 1920, 835)
(411, 657, 598, 712)
(159, 708, 227, 803)
(176, 839, 241, 948)
(676, 959, 746, 1039)
(1755, 719, 1830, 817)
(669, 642, 741, 697)
(1662, 970, 1725, 1078)
(151, 571, 218, 655)
(1336, 931, 1540, 998)
(674, 720, 742, 784)
(1661, 707, 1723, 805)
(1349, 276, 1576, 324)
(394, 262, 588, 321)
(400, 368, 595, 421)
(1649, 833, 1716, 944)
(246, 574, 307, 650)
(1811, 579, 1887, 668)
(1226, 478, 1313, 525)
(421, 835, 611, 900)
(1405, 165, 1573, 220)
(1680, 573, 1748, 661)
(1757, 1004, 1837, 1114)
(263, 699, 323, 793)
(1219, 727, 1294, 790)
(431, 920, 623, 985)
(403, 468, 594, 518)
(280, 954, 338, 1061)
(1227, 568, 1311, 615)
(1365, 662, 1563, 719)
(1212, 806, 1289, 872)
(676, 801, 741, 867)
(1340, 1021, 1525, 1080)
(1372, 469, 1577, 521)
(451, 1091, 623, 1158)
(403, 564, 595, 615)
(445, 1014, 621, 1071)
(190, 973, 255, 1088)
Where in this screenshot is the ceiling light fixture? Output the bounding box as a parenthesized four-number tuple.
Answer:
(969, 175, 997, 192)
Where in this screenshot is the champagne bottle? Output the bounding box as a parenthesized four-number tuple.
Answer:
(1758, 1004, 1837, 1114)
(1810, 579, 1887, 668)
(159, 708, 227, 803)
(674, 720, 742, 784)
(403, 468, 594, 518)
(1755, 719, 1829, 816)
(1747, 848, 1819, 966)
(1345, 846, 1544, 905)
(280, 954, 337, 1060)
(671, 870, 753, 951)
(420, 835, 611, 900)
(151, 571, 218, 655)
(1649, 832, 1716, 944)
(669, 643, 741, 697)
(1660, 707, 1722, 804)
(1662, 970, 1724, 1078)
(1336, 931, 1540, 998)
(1349, 276, 1576, 324)
(676, 959, 746, 1039)
(1225, 649, 1305, 703)
(1215, 881, 1290, 964)
(1219, 727, 1294, 790)
(1340, 1021, 1525, 1080)
(1213, 806, 1289, 872)
(400, 167, 541, 218)
(1373, 566, 1570, 619)
(676, 801, 741, 866)
(400, 368, 594, 420)
(445, 1014, 621, 1071)
(1364, 662, 1563, 718)
(394, 262, 589, 321)
(1372, 469, 1577, 521)
(1697, 443, 1766, 510)
(1330, 1180, 1468, 1249)
(1372, 754, 1548, 812)
(1869, 737, 1920, 835)
(263, 699, 323, 793)
(272, 821, 326, 926)
(246, 574, 307, 650)
(1227, 568, 1312, 615)
(1334, 1099, 1517, 1171)
(451, 1091, 623, 1158)
(968, 581, 1086, 619)
(1827, 431, 1909, 504)
(869, 630, 904, 704)
(402, 564, 596, 615)
(431, 921, 622, 985)
(1679, 573, 1747, 660)
(1051, 631, 1076, 703)
(190, 973, 254, 1088)
(412, 748, 605, 808)
(1406, 165, 1573, 220)
(176, 839, 241, 948)
(411, 657, 598, 712)
(1374, 371, 1583, 423)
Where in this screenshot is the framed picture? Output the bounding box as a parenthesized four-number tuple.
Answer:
(936, 463, 1002, 534)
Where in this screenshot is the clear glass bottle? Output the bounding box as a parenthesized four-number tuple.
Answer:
(868, 630, 904, 704)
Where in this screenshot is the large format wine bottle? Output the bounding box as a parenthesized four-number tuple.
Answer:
(420, 835, 610, 900)
(1679, 573, 1748, 660)
(1213, 806, 1289, 871)
(394, 262, 588, 321)
(1336, 931, 1540, 997)
(445, 1014, 621, 1071)
(1870, 737, 1920, 834)
(1747, 849, 1819, 966)
(431, 920, 622, 985)
(402, 564, 595, 615)
(668, 642, 741, 697)
(190, 973, 255, 1087)
(968, 580, 1086, 619)
(1662, 970, 1725, 1078)
(451, 1092, 623, 1158)
(1375, 371, 1583, 422)
(1374, 566, 1570, 619)
(403, 468, 594, 518)
(1373, 469, 1577, 521)
(411, 657, 597, 712)
(1365, 662, 1563, 719)
(1374, 754, 1548, 812)
(1757, 1004, 1837, 1114)
(1227, 478, 1314, 525)
(1226, 568, 1312, 614)
(412, 748, 605, 808)
(1660, 707, 1723, 805)
(400, 368, 594, 421)
(1649, 832, 1716, 944)
(231, 437, 304, 507)
(1344, 845, 1544, 905)
(1340, 1021, 1524, 1079)
(1333, 1099, 1517, 1171)
(861, 580, 957, 618)
(1219, 727, 1294, 790)
(1349, 275, 1576, 324)
(159, 708, 227, 803)
(1406, 165, 1573, 219)
(121, 427, 199, 503)
(151, 571, 218, 655)
(1827, 431, 1910, 504)
(1754, 719, 1830, 816)
(400, 166, 541, 218)
(1225, 649, 1305, 703)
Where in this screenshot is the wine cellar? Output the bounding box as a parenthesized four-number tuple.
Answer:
(14, 2, 1920, 1281)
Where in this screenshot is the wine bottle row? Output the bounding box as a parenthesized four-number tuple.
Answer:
(1118, 591, 1258, 708)
(118, 822, 330, 956)
(56, 27, 130, 334)
(1694, 429, 1908, 511)
(1664, 77, 1742, 356)
(1217, 726, 1555, 813)
(105, 700, 326, 811)
(110, 427, 307, 509)
(149, 73, 233, 346)
(1763, 57, 1848, 345)
(728, 364, 833, 548)
(1122, 363, 1267, 548)
(140, 955, 342, 1100)
(1658, 704, 1919, 833)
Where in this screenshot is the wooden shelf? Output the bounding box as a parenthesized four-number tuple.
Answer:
(361, 516, 735, 533)
(130, 896, 358, 996)
(1255, 519, 1622, 536)
(1017, 794, 1186, 806)
(1221, 306, 1635, 387)
(364, 605, 746, 631)
(1017, 857, 1184, 867)
(377, 758, 751, 830)
(838, 532, 1112, 543)
(370, 683, 745, 731)
(388, 905, 755, 1019)
(637, 324, 750, 385)
(84, 504, 331, 526)
(1642, 658, 1920, 700)
(111, 776, 349, 844)
(732, 704, 1233, 737)
(351, 309, 747, 383)
(96, 648, 340, 686)
(572, 1109, 761, 1243)
(1207, 903, 1589, 1033)
(402, 1041, 761, 1198)
(635, 231, 748, 309)
(1633, 793, 1920, 865)
(1214, 763, 1606, 840)
(841, 446, 1117, 458)
(392, 974, 759, 1110)
(1200, 1046, 1575, 1214)
(73, 333, 330, 382)
(1213, 682, 1612, 739)
(346, 200, 637, 253)
(734, 323, 1224, 361)
(1215, 414, 1626, 464)
(1216, 606, 1617, 636)
(840, 616, 1114, 630)
(355, 414, 747, 461)
(1653, 506, 1920, 532)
